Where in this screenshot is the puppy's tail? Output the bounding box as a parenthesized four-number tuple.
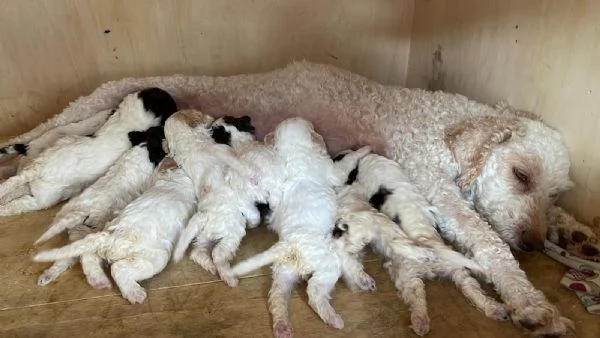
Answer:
(172, 215, 203, 263)
(230, 242, 286, 277)
(33, 232, 109, 262)
(416, 238, 482, 273)
(34, 212, 88, 245)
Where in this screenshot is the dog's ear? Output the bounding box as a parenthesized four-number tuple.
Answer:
(263, 131, 275, 146)
(444, 115, 523, 191)
(309, 129, 326, 150)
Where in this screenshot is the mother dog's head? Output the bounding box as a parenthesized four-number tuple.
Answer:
(444, 111, 573, 252)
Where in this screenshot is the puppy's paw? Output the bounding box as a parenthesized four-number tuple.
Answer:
(410, 312, 431, 336)
(357, 272, 376, 292)
(190, 251, 217, 275)
(220, 270, 239, 287)
(122, 286, 147, 304)
(512, 305, 574, 337)
(485, 303, 510, 321)
(273, 321, 293, 338)
(324, 313, 344, 330)
(87, 274, 112, 289)
(37, 271, 58, 286)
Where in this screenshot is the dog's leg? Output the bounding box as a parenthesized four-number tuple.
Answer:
(0, 162, 18, 181)
(338, 251, 376, 292)
(37, 258, 77, 286)
(429, 181, 574, 336)
(212, 227, 245, 287)
(82, 253, 112, 289)
(306, 268, 344, 329)
(111, 257, 157, 304)
(269, 265, 299, 338)
(448, 268, 509, 321)
(189, 235, 217, 275)
(384, 259, 430, 336)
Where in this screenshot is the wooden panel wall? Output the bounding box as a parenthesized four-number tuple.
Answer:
(407, 0, 600, 223)
(0, 0, 414, 136)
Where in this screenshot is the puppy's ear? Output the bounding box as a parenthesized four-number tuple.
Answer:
(309, 130, 326, 150)
(137, 87, 178, 125)
(128, 130, 148, 146)
(444, 115, 522, 191)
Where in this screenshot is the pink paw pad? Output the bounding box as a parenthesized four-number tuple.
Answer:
(274, 321, 293, 338)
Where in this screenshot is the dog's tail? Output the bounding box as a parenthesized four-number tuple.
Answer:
(229, 242, 286, 277)
(34, 212, 88, 245)
(415, 237, 482, 273)
(33, 232, 110, 262)
(172, 215, 204, 263)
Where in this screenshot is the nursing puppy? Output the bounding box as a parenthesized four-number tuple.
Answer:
(34, 126, 167, 287)
(0, 88, 176, 216)
(230, 118, 375, 338)
(333, 150, 508, 335)
(173, 115, 278, 287)
(34, 157, 196, 304)
(0, 109, 114, 180)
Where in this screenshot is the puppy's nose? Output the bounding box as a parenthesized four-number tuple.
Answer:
(520, 230, 545, 252)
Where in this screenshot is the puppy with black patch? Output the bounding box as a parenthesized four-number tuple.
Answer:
(332, 149, 509, 336)
(34, 126, 167, 288)
(173, 115, 284, 287)
(34, 157, 196, 304)
(0, 88, 177, 216)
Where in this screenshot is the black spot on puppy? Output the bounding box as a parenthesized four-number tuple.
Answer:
(254, 202, 272, 223)
(145, 126, 167, 166)
(346, 166, 359, 185)
(332, 153, 347, 162)
(392, 215, 401, 226)
(332, 222, 349, 239)
(13, 143, 28, 155)
(369, 186, 392, 211)
(137, 87, 178, 125)
(128, 130, 148, 146)
(223, 115, 255, 134)
(211, 125, 231, 145)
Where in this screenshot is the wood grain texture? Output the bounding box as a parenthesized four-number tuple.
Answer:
(0, 0, 414, 137)
(407, 0, 600, 225)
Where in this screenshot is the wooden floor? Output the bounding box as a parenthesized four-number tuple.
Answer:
(0, 205, 598, 338)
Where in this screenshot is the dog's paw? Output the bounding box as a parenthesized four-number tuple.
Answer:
(485, 303, 510, 321)
(37, 271, 58, 286)
(512, 305, 575, 337)
(87, 274, 112, 289)
(122, 286, 147, 304)
(357, 272, 376, 292)
(220, 271, 239, 287)
(410, 312, 431, 337)
(324, 313, 344, 330)
(273, 321, 293, 338)
(190, 251, 217, 275)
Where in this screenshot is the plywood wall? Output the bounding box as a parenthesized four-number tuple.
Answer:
(0, 0, 414, 137)
(407, 0, 600, 224)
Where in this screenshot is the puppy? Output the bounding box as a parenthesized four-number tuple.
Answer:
(0, 88, 176, 216)
(333, 150, 508, 336)
(0, 109, 114, 180)
(34, 126, 167, 287)
(230, 117, 374, 338)
(172, 115, 278, 287)
(34, 157, 196, 304)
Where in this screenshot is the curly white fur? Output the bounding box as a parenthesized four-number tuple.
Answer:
(33, 158, 196, 304)
(33, 127, 166, 287)
(230, 118, 375, 338)
(332, 151, 509, 336)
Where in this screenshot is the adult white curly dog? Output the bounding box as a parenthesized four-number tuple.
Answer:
(34, 126, 167, 287)
(2, 62, 575, 336)
(230, 117, 376, 338)
(33, 157, 196, 304)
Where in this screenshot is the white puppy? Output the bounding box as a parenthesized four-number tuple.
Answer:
(0, 88, 177, 216)
(34, 126, 167, 287)
(230, 117, 375, 338)
(0, 109, 114, 180)
(173, 115, 279, 287)
(34, 157, 196, 304)
(332, 150, 509, 336)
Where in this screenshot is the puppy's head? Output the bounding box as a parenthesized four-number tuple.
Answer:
(211, 115, 256, 146)
(331, 147, 372, 183)
(137, 87, 178, 125)
(445, 114, 573, 251)
(269, 117, 327, 153)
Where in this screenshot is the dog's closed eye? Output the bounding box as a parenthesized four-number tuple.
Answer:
(512, 167, 532, 188)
